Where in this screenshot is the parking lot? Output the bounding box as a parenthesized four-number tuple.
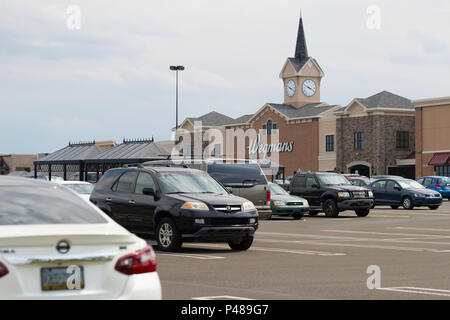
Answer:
(151, 200, 450, 300)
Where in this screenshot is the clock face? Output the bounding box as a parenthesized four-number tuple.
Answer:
(286, 79, 296, 97)
(302, 79, 317, 97)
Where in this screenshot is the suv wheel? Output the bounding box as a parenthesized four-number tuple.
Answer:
(323, 199, 339, 217)
(355, 208, 370, 217)
(228, 236, 253, 251)
(292, 213, 303, 220)
(156, 217, 182, 252)
(402, 197, 414, 210)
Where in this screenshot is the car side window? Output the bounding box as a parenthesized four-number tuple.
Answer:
(135, 172, 156, 194)
(386, 181, 400, 190)
(306, 176, 317, 188)
(424, 177, 433, 185)
(417, 178, 424, 184)
(113, 171, 138, 193)
(293, 176, 306, 188)
(372, 180, 386, 189)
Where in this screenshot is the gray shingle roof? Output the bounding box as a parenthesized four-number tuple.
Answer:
(226, 114, 254, 125)
(186, 111, 236, 126)
(268, 103, 338, 119)
(356, 91, 413, 110)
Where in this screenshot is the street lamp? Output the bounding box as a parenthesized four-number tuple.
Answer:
(170, 65, 185, 130)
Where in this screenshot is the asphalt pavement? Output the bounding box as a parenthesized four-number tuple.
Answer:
(150, 200, 450, 300)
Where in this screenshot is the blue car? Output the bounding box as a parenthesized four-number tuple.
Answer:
(416, 176, 450, 201)
(369, 178, 442, 210)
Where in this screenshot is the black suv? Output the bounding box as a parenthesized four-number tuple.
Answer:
(90, 166, 258, 251)
(289, 172, 374, 217)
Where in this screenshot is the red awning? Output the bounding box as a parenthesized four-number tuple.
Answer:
(428, 152, 450, 166)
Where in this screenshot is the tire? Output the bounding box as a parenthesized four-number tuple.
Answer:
(292, 213, 303, 220)
(309, 211, 319, 216)
(402, 197, 414, 210)
(323, 199, 339, 217)
(429, 205, 439, 210)
(390, 205, 399, 209)
(355, 208, 370, 217)
(156, 217, 182, 252)
(228, 236, 253, 251)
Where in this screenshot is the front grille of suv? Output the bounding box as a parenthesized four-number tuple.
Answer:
(352, 191, 367, 199)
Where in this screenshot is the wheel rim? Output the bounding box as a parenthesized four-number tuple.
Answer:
(325, 202, 333, 215)
(403, 198, 411, 208)
(159, 223, 173, 247)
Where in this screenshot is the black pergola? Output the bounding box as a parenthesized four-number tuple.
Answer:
(33, 141, 106, 181)
(84, 138, 171, 181)
(34, 139, 171, 182)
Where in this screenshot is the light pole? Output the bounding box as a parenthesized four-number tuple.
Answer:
(170, 65, 185, 130)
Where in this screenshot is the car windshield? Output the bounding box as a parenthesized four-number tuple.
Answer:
(207, 163, 267, 185)
(157, 172, 226, 194)
(317, 174, 350, 186)
(0, 185, 107, 225)
(270, 183, 288, 195)
(398, 179, 426, 189)
(439, 177, 450, 184)
(64, 183, 94, 195)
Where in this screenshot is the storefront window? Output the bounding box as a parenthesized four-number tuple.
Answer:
(435, 166, 450, 177)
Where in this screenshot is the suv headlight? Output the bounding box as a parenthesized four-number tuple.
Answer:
(243, 202, 256, 212)
(181, 201, 209, 211)
(272, 201, 285, 206)
(368, 191, 374, 198)
(338, 192, 350, 198)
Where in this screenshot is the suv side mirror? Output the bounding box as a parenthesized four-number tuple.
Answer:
(311, 184, 319, 189)
(394, 186, 401, 191)
(225, 187, 233, 194)
(143, 188, 155, 196)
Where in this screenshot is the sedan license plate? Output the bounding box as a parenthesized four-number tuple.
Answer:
(41, 266, 85, 291)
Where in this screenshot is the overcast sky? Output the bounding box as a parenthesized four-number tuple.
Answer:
(1, 0, 449, 154)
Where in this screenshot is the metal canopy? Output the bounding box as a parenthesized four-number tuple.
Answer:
(34, 142, 105, 165)
(85, 139, 171, 164)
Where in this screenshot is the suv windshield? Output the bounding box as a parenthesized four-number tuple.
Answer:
(398, 179, 426, 189)
(270, 183, 288, 195)
(317, 174, 351, 186)
(207, 163, 267, 185)
(157, 172, 226, 194)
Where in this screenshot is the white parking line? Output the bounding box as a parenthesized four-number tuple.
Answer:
(183, 243, 346, 256)
(392, 227, 450, 232)
(157, 253, 225, 260)
(378, 286, 450, 297)
(192, 295, 254, 300)
(322, 229, 450, 239)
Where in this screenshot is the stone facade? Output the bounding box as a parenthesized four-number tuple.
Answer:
(336, 115, 415, 176)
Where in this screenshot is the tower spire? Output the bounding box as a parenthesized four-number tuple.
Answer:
(294, 13, 308, 61)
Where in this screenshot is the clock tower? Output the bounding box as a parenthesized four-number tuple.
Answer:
(280, 14, 324, 108)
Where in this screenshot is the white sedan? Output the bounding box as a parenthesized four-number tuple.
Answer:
(0, 176, 162, 300)
(55, 180, 94, 202)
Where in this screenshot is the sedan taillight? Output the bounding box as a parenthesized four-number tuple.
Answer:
(0, 262, 9, 278)
(115, 246, 157, 275)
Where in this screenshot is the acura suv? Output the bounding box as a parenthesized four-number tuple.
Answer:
(90, 166, 259, 251)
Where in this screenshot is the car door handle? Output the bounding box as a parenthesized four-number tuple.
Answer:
(128, 200, 136, 204)
(105, 197, 112, 202)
